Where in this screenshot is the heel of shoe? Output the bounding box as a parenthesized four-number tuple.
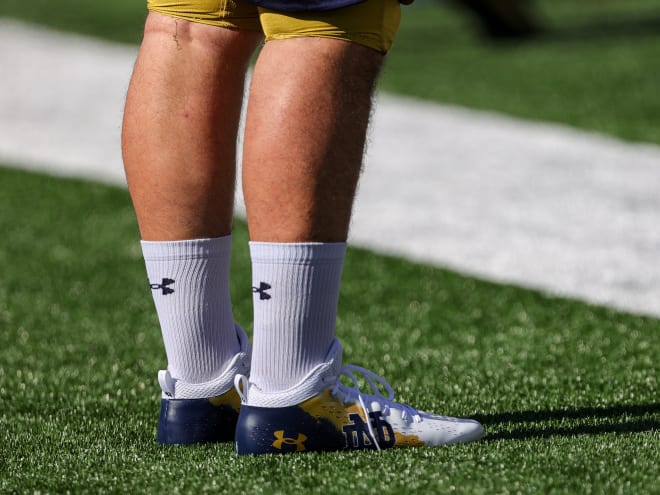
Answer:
(157, 398, 239, 445)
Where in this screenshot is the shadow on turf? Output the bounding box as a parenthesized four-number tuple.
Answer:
(474, 403, 660, 441)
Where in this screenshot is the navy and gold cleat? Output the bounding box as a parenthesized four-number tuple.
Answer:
(234, 339, 485, 455)
(156, 325, 249, 445)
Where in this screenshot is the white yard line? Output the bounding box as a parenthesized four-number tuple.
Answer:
(2, 19, 659, 317)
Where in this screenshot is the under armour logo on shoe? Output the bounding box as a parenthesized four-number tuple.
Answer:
(252, 282, 271, 300)
(150, 278, 175, 295)
(272, 430, 307, 452)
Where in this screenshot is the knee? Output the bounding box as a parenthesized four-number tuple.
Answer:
(142, 11, 262, 54)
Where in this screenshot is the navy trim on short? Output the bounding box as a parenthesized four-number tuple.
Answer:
(243, 0, 366, 13)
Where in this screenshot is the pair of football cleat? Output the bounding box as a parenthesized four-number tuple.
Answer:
(157, 326, 485, 454)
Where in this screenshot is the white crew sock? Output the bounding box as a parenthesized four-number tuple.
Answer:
(141, 236, 240, 392)
(249, 242, 347, 393)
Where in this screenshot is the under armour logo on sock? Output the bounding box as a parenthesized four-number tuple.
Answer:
(252, 282, 271, 300)
(150, 278, 175, 295)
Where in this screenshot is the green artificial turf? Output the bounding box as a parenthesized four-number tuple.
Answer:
(0, 167, 658, 494)
(0, 1, 659, 492)
(0, 0, 147, 45)
(384, 0, 660, 144)
(2, 0, 660, 144)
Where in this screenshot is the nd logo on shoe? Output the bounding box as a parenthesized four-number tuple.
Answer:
(272, 430, 307, 452)
(342, 412, 396, 449)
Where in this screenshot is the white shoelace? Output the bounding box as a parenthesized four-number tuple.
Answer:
(330, 364, 423, 451)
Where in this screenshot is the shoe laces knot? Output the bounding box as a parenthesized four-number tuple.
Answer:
(330, 364, 422, 451)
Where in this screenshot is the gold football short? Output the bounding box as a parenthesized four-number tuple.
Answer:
(146, 0, 402, 53)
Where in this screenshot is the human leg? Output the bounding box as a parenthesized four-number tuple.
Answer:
(242, 37, 382, 244)
(123, 11, 262, 241)
(235, 1, 484, 453)
(242, 33, 383, 396)
(121, 10, 262, 443)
